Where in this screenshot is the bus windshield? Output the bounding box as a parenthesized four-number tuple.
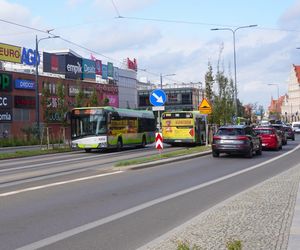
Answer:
(71, 113, 107, 139)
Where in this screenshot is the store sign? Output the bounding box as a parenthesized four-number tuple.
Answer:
(65, 55, 82, 79)
(107, 62, 114, 78)
(14, 96, 35, 109)
(82, 59, 96, 80)
(0, 73, 12, 92)
(43, 52, 65, 75)
(0, 109, 12, 122)
(102, 64, 108, 79)
(68, 85, 80, 97)
(95, 60, 102, 75)
(0, 95, 12, 108)
(21, 47, 40, 66)
(15, 79, 35, 90)
(0, 43, 21, 63)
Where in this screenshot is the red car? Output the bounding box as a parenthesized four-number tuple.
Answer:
(254, 127, 282, 150)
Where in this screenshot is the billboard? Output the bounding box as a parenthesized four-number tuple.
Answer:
(102, 64, 108, 79)
(82, 59, 96, 80)
(95, 59, 102, 75)
(0, 43, 21, 63)
(107, 62, 114, 78)
(65, 54, 82, 79)
(43, 52, 65, 75)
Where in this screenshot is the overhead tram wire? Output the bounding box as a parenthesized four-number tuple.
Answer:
(116, 16, 300, 33)
(0, 18, 180, 84)
(110, 0, 123, 18)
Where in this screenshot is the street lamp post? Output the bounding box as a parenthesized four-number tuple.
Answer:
(211, 25, 257, 116)
(160, 73, 176, 89)
(35, 34, 59, 139)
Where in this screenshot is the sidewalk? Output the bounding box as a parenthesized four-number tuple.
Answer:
(288, 180, 300, 249)
(139, 164, 300, 250)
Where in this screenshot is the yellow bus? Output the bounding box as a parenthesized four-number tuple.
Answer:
(161, 111, 206, 146)
(71, 106, 156, 152)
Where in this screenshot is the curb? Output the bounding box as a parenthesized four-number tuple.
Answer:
(116, 150, 212, 171)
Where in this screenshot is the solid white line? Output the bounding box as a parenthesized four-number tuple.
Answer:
(0, 154, 107, 173)
(0, 171, 123, 197)
(15, 144, 300, 250)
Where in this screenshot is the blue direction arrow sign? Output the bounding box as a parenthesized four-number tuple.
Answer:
(150, 89, 166, 106)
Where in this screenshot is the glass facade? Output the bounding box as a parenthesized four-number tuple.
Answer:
(138, 88, 201, 111)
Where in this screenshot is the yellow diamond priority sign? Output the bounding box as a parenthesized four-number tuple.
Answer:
(199, 98, 212, 115)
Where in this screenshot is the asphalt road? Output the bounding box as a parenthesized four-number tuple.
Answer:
(0, 137, 299, 250)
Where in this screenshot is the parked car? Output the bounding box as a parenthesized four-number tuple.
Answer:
(283, 125, 295, 140)
(212, 125, 262, 158)
(254, 127, 282, 150)
(292, 122, 300, 133)
(268, 124, 288, 145)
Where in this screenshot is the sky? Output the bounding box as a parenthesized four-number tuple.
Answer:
(1, 0, 300, 109)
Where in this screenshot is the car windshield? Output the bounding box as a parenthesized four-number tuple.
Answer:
(293, 124, 300, 128)
(216, 128, 244, 136)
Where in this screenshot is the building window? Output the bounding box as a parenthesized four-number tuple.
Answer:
(13, 109, 30, 121)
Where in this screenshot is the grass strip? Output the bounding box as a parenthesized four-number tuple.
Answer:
(0, 148, 71, 160)
(115, 145, 211, 167)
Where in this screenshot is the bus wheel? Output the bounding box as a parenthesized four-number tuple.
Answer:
(117, 138, 123, 151)
(141, 136, 146, 148)
(85, 149, 92, 153)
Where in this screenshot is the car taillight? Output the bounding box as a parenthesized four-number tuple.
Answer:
(213, 136, 221, 140)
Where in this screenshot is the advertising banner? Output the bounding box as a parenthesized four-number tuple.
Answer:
(82, 59, 96, 80)
(15, 79, 35, 90)
(107, 62, 114, 78)
(0, 73, 12, 92)
(103, 94, 118, 107)
(43, 52, 65, 75)
(14, 96, 35, 109)
(0, 109, 12, 122)
(21, 47, 40, 66)
(65, 55, 82, 80)
(0, 95, 12, 109)
(102, 64, 108, 79)
(0, 43, 21, 63)
(95, 59, 102, 75)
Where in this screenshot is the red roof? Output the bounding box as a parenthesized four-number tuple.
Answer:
(293, 64, 300, 84)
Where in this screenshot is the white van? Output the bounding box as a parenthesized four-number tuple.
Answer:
(292, 122, 300, 133)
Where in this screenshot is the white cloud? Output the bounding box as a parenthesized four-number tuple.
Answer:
(93, 0, 156, 15)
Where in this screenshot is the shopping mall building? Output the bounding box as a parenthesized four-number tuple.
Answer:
(0, 42, 138, 140)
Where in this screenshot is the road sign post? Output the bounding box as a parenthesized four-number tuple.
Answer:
(150, 89, 167, 133)
(199, 98, 212, 145)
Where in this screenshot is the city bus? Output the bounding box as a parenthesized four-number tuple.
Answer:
(71, 106, 156, 152)
(161, 111, 206, 146)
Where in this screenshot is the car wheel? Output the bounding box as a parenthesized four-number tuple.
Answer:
(245, 146, 253, 158)
(256, 144, 262, 155)
(212, 151, 219, 157)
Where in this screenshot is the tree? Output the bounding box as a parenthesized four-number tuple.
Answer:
(56, 81, 68, 127)
(75, 86, 84, 107)
(41, 82, 51, 126)
(204, 62, 214, 102)
(89, 88, 99, 107)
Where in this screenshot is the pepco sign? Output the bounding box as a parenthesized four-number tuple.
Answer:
(0, 43, 21, 63)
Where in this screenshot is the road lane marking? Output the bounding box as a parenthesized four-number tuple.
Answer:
(15, 144, 300, 250)
(0, 171, 123, 197)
